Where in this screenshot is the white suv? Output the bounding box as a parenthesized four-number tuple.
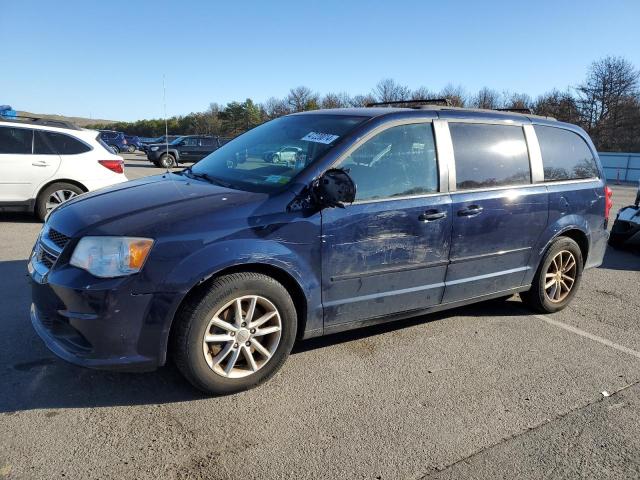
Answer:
(0, 117, 128, 220)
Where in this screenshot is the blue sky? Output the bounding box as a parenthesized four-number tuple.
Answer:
(2, 0, 639, 121)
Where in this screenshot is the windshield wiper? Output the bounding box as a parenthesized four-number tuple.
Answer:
(182, 168, 234, 189)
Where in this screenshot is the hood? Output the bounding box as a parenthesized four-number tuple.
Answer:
(48, 173, 270, 237)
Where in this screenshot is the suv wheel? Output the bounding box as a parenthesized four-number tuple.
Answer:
(36, 182, 84, 221)
(172, 272, 297, 395)
(159, 153, 176, 168)
(521, 236, 583, 313)
(111, 145, 120, 153)
(127, 145, 136, 153)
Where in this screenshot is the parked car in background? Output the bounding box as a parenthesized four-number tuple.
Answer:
(99, 130, 128, 153)
(146, 135, 227, 168)
(124, 135, 142, 153)
(609, 181, 640, 247)
(29, 104, 609, 395)
(0, 116, 126, 220)
(263, 146, 303, 166)
(140, 135, 181, 153)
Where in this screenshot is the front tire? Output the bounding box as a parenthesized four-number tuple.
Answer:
(172, 272, 297, 395)
(111, 145, 120, 153)
(127, 145, 136, 153)
(36, 182, 84, 221)
(521, 236, 583, 313)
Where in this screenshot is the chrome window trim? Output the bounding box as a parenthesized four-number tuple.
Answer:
(329, 118, 446, 205)
(523, 124, 544, 183)
(433, 119, 455, 193)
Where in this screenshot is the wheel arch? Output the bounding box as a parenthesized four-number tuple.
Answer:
(34, 178, 88, 211)
(166, 262, 309, 362)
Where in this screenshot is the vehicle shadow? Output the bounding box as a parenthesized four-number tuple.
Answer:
(0, 255, 530, 414)
(0, 212, 41, 224)
(599, 244, 640, 271)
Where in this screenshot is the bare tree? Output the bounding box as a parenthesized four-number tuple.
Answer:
(287, 86, 319, 112)
(372, 78, 411, 102)
(503, 91, 532, 110)
(409, 86, 435, 100)
(263, 97, 290, 119)
(321, 92, 352, 109)
(576, 56, 640, 150)
(471, 87, 501, 109)
(349, 94, 377, 107)
(439, 84, 466, 107)
(532, 89, 580, 123)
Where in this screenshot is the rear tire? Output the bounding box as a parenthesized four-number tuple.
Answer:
(521, 236, 583, 313)
(35, 182, 84, 221)
(127, 145, 136, 153)
(172, 272, 297, 395)
(159, 153, 176, 168)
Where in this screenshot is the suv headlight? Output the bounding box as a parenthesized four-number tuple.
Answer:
(150, 146, 159, 151)
(70, 237, 154, 278)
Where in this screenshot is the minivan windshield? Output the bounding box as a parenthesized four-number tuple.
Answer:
(187, 114, 367, 192)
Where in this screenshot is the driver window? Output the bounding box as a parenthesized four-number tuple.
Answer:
(337, 123, 438, 201)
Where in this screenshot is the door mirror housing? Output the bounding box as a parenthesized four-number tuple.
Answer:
(312, 168, 356, 209)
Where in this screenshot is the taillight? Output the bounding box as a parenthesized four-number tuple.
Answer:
(604, 185, 613, 221)
(99, 159, 124, 174)
(123, 139, 128, 144)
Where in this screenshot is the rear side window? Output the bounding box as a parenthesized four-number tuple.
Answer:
(534, 126, 599, 181)
(450, 123, 531, 190)
(337, 123, 438, 201)
(0, 126, 33, 154)
(200, 137, 215, 146)
(34, 131, 91, 155)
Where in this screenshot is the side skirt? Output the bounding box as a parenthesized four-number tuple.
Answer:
(322, 285, 531, 336)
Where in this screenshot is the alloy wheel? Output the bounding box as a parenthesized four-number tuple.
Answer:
(202, 295, 282, 379)
(45, 189, 78, 212)
(544, 250, 577, 303)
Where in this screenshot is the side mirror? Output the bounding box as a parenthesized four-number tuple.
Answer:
(312, 168, 356, 209)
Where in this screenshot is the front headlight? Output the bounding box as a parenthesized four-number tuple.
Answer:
(150, 146, 159, 151)
(70, 237, 154, 278)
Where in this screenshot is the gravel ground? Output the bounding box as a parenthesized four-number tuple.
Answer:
(1, 154, 639, 479)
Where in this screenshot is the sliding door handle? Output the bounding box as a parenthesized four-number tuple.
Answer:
(418, 209, 447, 222)
(457, 205, 484, 217)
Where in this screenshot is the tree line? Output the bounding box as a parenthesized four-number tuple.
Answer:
(87, 56, 640, 152)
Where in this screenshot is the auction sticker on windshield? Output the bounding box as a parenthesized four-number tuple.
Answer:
(301, 131, 340, 144)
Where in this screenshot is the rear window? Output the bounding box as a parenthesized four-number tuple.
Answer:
(534, 125, 599, 181)
(0, 126, 33, 154)
(450, 123, 531, 190)
(34, 131, 91, 155)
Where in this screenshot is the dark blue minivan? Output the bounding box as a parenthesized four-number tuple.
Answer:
(29, 105, 612, 394)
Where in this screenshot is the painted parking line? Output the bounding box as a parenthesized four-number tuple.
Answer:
(532, 313, 640, 360)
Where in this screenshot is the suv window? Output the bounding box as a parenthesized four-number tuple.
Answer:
(534, 125, 599, 181)
(0, 126, 33, 154)
(182, 137, 199, 147)
(200, 137, 215, 146)
(337, 123, 438, 201)
(450, 123, 531, 190)
(34, 130, 91, 155)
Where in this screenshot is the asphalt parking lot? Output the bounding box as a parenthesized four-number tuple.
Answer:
(1, 153, 639, 479)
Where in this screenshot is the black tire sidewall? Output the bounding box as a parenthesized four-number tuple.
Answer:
(530, 237, 583, 313)
(36, 182, 84, 221)
(177, 273, 297, 395)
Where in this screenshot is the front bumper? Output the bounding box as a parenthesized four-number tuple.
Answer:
(29, 258, 175, 372)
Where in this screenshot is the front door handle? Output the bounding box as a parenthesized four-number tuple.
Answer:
(32, 161, 50, 167)
(418, 209, 447, 222)
(457, 205, 484, 217)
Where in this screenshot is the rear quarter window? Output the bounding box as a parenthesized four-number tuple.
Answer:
(450, 123, 531, 190)
(534, 125, 599, 181)
(0, 126, 33, 154)
(34, 131, 91, 155)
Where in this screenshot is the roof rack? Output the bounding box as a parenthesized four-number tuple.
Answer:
(0, 114, 81, 130)
(365, 98, 452, 108)
(495, 108, 533, 114)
